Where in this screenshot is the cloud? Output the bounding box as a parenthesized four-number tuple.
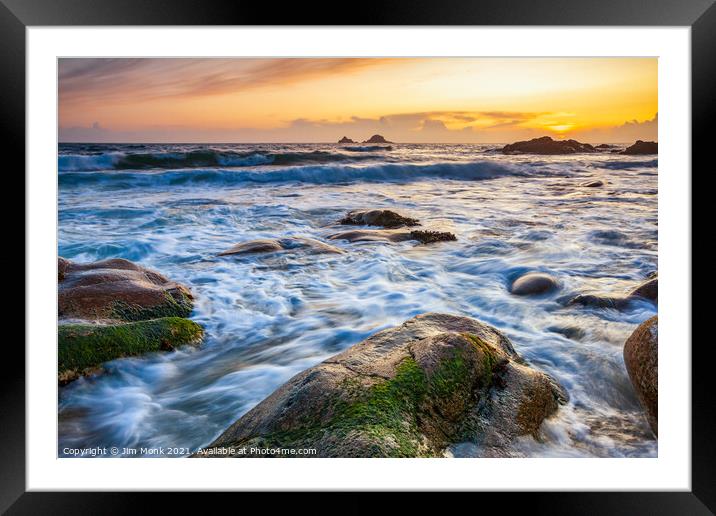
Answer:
(570, 113, 658, 143)
(58, 58, 394, 106)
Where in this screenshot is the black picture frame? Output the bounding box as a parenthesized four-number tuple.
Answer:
(5, 0, 712, 512)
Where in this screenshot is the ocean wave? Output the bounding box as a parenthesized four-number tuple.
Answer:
(58, 149, 387, 172)
(597, 159, 658, 170)
(58, 160, 529, 188)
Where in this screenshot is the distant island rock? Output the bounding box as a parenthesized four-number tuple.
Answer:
(622, 140, 658, 155)
(363, 134, 393, 144)
(502, 136, 595, 155)
(338, 136, 355, 144)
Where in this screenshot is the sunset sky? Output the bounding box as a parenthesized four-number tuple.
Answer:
(58, 57, 657, 143)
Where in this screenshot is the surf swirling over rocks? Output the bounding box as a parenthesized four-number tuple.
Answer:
(58, 142, 657, 458)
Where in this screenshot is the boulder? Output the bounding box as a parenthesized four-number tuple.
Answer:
(58, 317, 203, 385)
(363, 134, 393, 144)
(218, 237, 344, 256)
(510, 272, 559, 296)
(623, 140, 658, 155)
(338, 136, 355, 144)
(328, 229, 456, 245)
(567, 294, 633, 310)
(628, 277, 657, 302)
(339, 209, 420, 228)
(58, 257, 194, 321)
(502, 136, 595, 155)
(197, 313, 567, 458)
(623, 316, 658, 435)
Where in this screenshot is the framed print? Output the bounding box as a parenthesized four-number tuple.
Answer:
(6, 0, 714, 511)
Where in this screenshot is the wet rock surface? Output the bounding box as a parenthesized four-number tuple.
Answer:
(198, 313, 567, 458)
(623, 316, 658, 435)
(502, 136, 595, 155)
(218, 237, 344, 256)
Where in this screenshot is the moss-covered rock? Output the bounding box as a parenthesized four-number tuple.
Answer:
(58, 317, 203, 384)
(198, 313, 566, 458)
(58, 257, 195, 321)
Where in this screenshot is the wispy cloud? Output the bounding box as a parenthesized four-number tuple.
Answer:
(59, 58, 394, 106)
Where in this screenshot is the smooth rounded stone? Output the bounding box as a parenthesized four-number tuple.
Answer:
(622, 140, 658, 155)
(628, 277, 657, 302)
(58, 257, 194, 321)
(197, 313, 567, 458)
(58, 317, 204, 385)
(501, 136, 595, 155)
(581, 180, 604, 188)
(510, 272, 559, 296)
(218, 237, 344, 256)
(623, 316, 658, 435)
(339, 209, 420, 228)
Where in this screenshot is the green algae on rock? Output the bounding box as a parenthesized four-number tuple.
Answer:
(58, 317, 203, 385)
(197, 313, 567, 458)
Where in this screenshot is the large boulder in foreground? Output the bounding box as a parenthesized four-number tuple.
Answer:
(339, 209, 420, 228)
(502, 136, 595, 155)
(623, 316, 658, 435)
(58, 257, 202, 384)
(623, 140, 658, 155)
(58, 317, 203, 385)
(59, 257, 194, 321)
(198, 313, 567, 458)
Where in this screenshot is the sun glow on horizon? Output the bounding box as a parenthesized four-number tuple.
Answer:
(59, 57, 657, 143)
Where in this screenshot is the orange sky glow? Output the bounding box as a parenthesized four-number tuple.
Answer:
(59, 57, 658, 143)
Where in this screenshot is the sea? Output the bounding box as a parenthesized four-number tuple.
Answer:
(57, 142, 658, 457)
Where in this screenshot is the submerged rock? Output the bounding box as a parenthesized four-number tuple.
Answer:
(218, 237, 344, 256)
(58, 257, 194, 321)
(339, 209, 420, 228)
(623, 140, 658, 155)
(409, 230, 457, 244)
(328, 228, 456, 245)
(363, 134, 392, 144)
(58, 317, 203, 385)
(198, 313, 567, 458)
(338, 136, 355, 144)
(502, 136, 595, 155)
(510, 272, 559, 296)
(568, 276, 657, 310)
(581, 180, 604, 188)
(623, 316, 658, 435)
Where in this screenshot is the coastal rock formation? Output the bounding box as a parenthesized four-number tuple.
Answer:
(218, 237, 344, 256)
(623, 140, 658, 155)
(199, 313, 567, 458)
(623, 316, 658, 435)
(58, 317, 203, 385)
(510, 272, 559, 296)
(58, 257, 202, 384)
(363, 134, 393, 144)
(328, 228, 456, 245)
(338, 136, 355, 144)
(502, 136, 595, 155)
(595, 144, 617, 149)
(58, 257, 194, 321)
(339, 209, 420, 228)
